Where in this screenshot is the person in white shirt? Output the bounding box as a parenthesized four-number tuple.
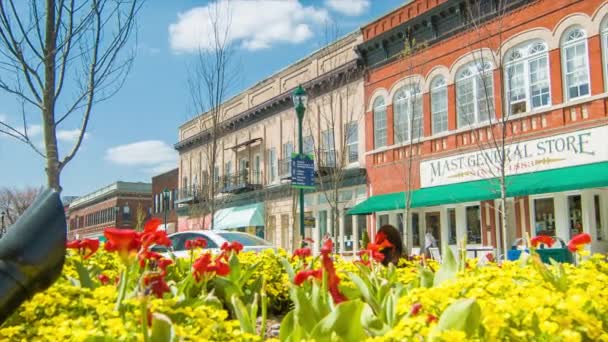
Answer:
(424, 229, 437, 258)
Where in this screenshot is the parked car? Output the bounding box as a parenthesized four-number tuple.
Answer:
(151, 230, 274, 258)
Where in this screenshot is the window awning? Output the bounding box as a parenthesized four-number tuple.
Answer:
(213, 202, 265, 230)
(348, 162, 608, 215)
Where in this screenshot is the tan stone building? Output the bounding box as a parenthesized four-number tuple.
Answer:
(175, 31, 368, 254)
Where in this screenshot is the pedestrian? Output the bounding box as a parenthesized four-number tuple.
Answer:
(424, 229, 437, 259)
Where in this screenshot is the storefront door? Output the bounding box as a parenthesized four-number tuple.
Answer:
(425, 212, 441, 248)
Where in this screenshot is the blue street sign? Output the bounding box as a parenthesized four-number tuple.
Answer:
(291, 153, 315, 189)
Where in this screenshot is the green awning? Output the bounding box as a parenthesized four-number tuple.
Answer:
(213, 203, 265, 230)
(348, 162, 608, 215)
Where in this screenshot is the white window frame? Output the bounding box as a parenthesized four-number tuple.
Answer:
(561, 26, 591, 101)
(601, 18, 608, 93)
(268, 148, 277, 183)
(456, 61, 495, 128)
(345, 121, 359, 164)
(504, 40, 552, 116)
(321, 128, 336, 167)
(393, 84, 423, 143)
(373, 97, 387, 148)
(430, 76, 448, 135)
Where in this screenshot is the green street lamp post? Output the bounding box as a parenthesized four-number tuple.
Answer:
(292, 85, 308, 247)
(163, 187, 170, 232)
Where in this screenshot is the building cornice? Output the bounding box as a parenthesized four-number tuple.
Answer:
(175, 59, 364, 153)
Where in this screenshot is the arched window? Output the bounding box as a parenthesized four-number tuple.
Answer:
(456, 61, 494, 127)
(601, 18, 608, 91)
(561, 26, 590, 100)
(504, 41, 551, 115)
(430, 76, 448, 134)
(373, 96, 387, 148)
(393, 84, 423, 143)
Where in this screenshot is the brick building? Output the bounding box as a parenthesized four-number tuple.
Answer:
(348, 0, 608, 256)
(67, 182, 152, 240)
(151, 168, 178, 233)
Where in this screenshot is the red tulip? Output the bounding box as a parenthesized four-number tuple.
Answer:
(531, 235, 555, 248)
(374, 232, 393, 250)
(293, 269, 322, 286)
(426, 314, 438, 324)
(104, 228, 140, 253)
(293, 247, 312, 259)
(138, 250, 164, 268)
(143, 274, 170, 298)
(185, 237, 208, 250)
(485, 252, 495, 263)
(320, 238, 333, 256)
(567, 233, 591, 252)
(144, 218, 162, 233)
(192, 253, 231, 281)
(157, 258, 173, 276)
(66, 238, 100, 259)
(320, 243, 347, 304)
(221, 241, 244, 254)
(410, 303, 422, 316)
(97, 274, 110, 285)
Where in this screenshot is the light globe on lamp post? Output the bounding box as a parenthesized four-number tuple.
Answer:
(163, 188, 170, 232)
(292, 85, 308, 247)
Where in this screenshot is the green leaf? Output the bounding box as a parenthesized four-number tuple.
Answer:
(279, 310, 302, 342)
(348, 272, 379, 312)
(228, 253, 241, 282)
(231, 295, 255, 334)
(75, 260, 95, 289)
(418, 265, 434, 288)
(434, 244, 457, 287)
(149, 313, 175, 342)
(293, 286, 321, 332)
(202, 290, 223, 310)
(83, 337, 118, 342)
(431, 298, 482, 338)
(381, 290, 396, 327)
(310, 299, 368, 342)
(360, 302, 389, 336)
(279, 257, 295, 282)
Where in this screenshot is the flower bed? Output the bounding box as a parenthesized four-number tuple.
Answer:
(1, 220, 607, 341)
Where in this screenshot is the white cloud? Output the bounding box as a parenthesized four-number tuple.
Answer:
(325, 0, 370, 16)
(105, 140, 178, 173)
(57, 128, 89, 143)
(0, 114, 6, 122)
(169, 0, 329, 53)
(27, 124, 42, 136)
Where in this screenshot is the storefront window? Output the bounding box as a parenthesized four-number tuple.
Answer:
(595, 195, 603, 241)
(266, 216, 275, 244)
(357, 215, 367, 250)
(343, 213, 353, 252)
(426, 212, 441, 247)
(339, 190, 353, 202)
(466, 205, 482, 244)
(534, 198, 555, 236)
(397, 213, 404, 237)
(448, 208, 457, 245)
(378, 214, 389, 227)
(568, 195, 582, 239)
(412, 213, 420, 247)
(319, 210, 327, 241)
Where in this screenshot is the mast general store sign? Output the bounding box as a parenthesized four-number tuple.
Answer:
(420, 126, 608, 188)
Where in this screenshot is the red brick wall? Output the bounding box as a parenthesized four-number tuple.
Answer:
(364, 0, 608, 196)
(151, 169, 178, 225)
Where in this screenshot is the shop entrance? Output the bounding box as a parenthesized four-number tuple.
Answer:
(425, 212, 441, 248)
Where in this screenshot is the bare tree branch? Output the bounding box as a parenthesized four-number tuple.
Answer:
(0, 0, 144, 191)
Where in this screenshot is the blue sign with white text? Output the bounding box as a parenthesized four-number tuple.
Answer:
(291, 153, 315, 189)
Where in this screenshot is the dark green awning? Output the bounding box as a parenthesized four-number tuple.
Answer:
(348, 162, 608, 215)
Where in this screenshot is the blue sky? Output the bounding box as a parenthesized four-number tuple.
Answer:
(0, 0, 403, 196)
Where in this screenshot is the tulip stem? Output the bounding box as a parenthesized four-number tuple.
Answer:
(115, 265, 131, 312)
(141, 296, 150, 342)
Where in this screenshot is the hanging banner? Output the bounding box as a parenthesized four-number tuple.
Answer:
(420, 126, 608, 188)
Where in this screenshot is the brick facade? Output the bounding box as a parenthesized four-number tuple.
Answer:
(67, 182, 152, 240)
(360, 0, 608, 254)
(151, 168, 178, 233)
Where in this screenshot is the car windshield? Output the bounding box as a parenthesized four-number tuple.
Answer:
(216, 232, 270, 246)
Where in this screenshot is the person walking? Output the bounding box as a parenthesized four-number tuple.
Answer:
(424, 229, 437, 259)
